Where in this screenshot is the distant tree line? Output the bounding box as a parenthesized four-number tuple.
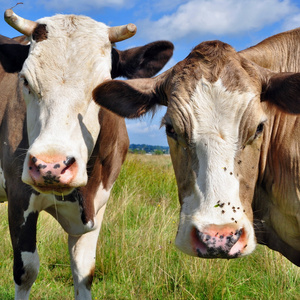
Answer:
(129, 144, 169, 155)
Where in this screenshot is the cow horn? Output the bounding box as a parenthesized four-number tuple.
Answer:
(4, 8, 38, 36)
(108, 23, 137, 43)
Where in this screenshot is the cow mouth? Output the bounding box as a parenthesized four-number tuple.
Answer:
(32, 184, 75, 196)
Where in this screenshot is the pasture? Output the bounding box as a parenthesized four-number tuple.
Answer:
(0, 154, 299, 299)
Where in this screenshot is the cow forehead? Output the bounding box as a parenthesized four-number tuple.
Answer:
(21, 15, 111, 92)
(193, 78, 256, 140)
(167, 77, 257, 145)
(36, 14, 109, 41)
(165, 41, 265, 138)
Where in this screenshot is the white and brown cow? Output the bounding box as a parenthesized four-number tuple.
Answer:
(94, 27, 300, 266)
(0, 8, 173, 299)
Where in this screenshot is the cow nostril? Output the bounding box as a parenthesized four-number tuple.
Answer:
(63, 156, 76, 167)
(61, 156, 76, 174)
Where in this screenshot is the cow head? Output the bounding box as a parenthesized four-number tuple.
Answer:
(4, 9, 173, 195)
(93, 40, 300, 259)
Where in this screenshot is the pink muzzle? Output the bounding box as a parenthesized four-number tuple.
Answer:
(28, 155, 78, 192)
(191, 223, 249, 258)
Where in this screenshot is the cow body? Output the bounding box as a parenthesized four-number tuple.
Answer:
(0, 10, 173, 299)
(94, 27, 300, 266)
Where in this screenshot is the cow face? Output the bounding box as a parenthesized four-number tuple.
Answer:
(18, 16, 115, 195)
(93, 40, 300, 259)
(5, 9, 173, 196)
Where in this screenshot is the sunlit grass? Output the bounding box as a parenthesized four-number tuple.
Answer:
(0, 154, 299, 299)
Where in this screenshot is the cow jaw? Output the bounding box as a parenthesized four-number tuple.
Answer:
(169, 78, 260, 259)
(20, 14, 113, 195)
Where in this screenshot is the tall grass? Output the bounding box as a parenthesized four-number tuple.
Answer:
(0, 153, 299, 299)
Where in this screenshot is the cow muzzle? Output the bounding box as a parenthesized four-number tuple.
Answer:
(26, 154, 79, 195)
(191, 224, 249, 258)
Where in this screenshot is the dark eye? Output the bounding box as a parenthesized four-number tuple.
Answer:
(24, 78, 29, 86)
(21, 77, 32, 94)
(165, 123, 177, 140)
(254, 122, 264, 139)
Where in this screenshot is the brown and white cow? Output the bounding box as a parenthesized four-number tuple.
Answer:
(93, 27, 300, 266)
(0, 8, 173, 299)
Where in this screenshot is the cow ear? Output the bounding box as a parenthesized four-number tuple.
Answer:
(93, 76, 166, 118)
(261, 72, 300, 114)
(111, 40, 174, 79)
(0, 35, 29, 73)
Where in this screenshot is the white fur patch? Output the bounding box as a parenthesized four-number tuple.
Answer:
(21, 250, 40, 272)
(14, 250, 40, 299)
(175, 78, 257, 256)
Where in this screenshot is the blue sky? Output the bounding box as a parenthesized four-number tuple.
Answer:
(1, 0, 300, 146)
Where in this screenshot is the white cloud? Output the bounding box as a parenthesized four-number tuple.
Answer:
(126, 121, 160, 134)
(282, 13, 300, 31)
(137, 0, 298, 41)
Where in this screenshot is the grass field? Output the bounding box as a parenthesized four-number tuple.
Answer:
(0, 153, 300, 299)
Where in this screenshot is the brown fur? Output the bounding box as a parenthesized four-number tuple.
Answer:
(32, 24, 48, 43)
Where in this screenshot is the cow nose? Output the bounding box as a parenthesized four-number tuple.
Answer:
(28, 155, 77, 188)
(191, 224, 248, 258)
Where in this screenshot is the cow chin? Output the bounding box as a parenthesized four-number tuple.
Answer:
(22, 174, 87, 196)
(30, 185, 76, 196)
(175, 218, 257, 259)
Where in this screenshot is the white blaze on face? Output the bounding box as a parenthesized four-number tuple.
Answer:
(20, 15, 113, 189)
(174, 78, 257, 256)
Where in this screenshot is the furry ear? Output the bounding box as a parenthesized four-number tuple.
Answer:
(93, 70, 170, 118)
(0, 35, 29, 73)
(261, 72, 300, 114)
(93, 78, 160, 118)
(111, 40, 174, 79)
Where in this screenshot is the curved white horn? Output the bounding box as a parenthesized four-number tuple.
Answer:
(4, 8, 38, 36)
(108, 23, 137, 43)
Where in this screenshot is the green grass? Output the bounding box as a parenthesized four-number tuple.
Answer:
(0, 153, 300, 299)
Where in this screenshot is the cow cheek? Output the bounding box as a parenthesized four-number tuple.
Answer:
(80, 101, 101, 157)
(235, 143, 262, 221)
(168, 138, 197, 205)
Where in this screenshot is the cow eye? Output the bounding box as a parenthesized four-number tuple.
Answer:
(254, 122, 265, 139)
(23, 78, 29, 87)
(21, 76, 32, 95)
(20, 75, 29, 87)
(165, 123, 177, 140)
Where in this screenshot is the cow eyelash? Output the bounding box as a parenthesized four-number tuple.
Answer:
(23, 78, 29, 86)
(20, 75, 28, 86)
(165, 123, 177, 140)
(21, 76, 32, 94)
(254, 122, 265, 139)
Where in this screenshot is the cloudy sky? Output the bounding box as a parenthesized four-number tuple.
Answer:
(1, 0, 300, 146)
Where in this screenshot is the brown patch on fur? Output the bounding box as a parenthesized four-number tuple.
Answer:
(187, 40, 236, 83)
(78, 108, 129, 222)
(179, 40, 262, 94)
(32, 24, 48, 42)
(86, 266, 95, 290)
